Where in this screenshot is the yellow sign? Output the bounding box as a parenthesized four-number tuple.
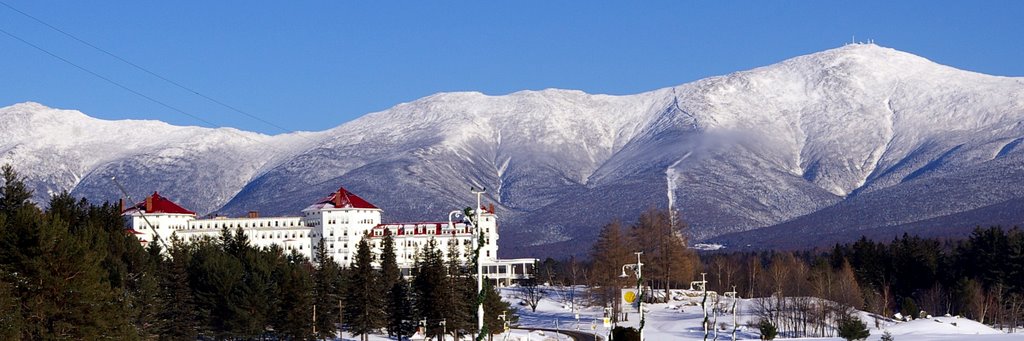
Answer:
(624, 290, 637, 303)
(603, 317, 611, 328)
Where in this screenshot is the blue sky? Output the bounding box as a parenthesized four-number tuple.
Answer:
(1, 1, 1022, 134)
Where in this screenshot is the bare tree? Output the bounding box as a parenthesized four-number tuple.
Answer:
(516, 278, 543, 312)
(589, 220, 632, 322)
(630, 208, 698, 303)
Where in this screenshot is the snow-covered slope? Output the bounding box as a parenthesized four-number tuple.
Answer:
(0, 102, 321, 213)
(4, 44, 1024, 256)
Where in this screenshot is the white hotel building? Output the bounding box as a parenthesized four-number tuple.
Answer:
(122, 186, 535, 284)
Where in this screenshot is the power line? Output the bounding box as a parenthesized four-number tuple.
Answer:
(0, 25, 288, 154)
(0, 0, 299, 136)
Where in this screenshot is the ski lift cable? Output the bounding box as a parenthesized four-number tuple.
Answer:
(0, 25, 290, 154)
(111, 176, 167, 250)
(0, 0, 308, 139)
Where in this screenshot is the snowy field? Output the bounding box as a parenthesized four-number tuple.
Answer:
(334, 285, 1022, 340)
(499, 286, 1022, 341)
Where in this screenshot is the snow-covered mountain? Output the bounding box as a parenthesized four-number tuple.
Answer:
(3, 44, 1023, 257)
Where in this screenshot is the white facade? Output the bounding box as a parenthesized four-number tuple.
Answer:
(123, 188, 533, 283)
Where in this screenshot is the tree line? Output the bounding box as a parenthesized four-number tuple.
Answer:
(521, 209, 700, 323)
(0, 165, 515, 340)
(701, 228, 1024, 336)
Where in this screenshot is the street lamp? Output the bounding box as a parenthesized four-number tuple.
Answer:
(619, 252, 644, 341)
(499, 312, 510, 341)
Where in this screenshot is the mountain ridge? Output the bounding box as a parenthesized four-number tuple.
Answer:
(4, 43, 1024, 257)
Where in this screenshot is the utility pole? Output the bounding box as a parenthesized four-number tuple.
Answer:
(472, 187, 486, 339)
(620, 252, 644, 341)
(701, 272, 709, 341)
(731, 286, 739, 341)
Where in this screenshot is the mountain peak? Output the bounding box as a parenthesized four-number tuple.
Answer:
(5, 101, 51, 111)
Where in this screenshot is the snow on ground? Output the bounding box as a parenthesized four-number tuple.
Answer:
(692, 243, 726, 251)
(498, 286, 1020, 341)
(327, 285, 1020, 340)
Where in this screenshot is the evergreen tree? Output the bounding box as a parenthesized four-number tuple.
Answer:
(482, 280, 516, 339)
(0, 164, 32, 216)
(0, 276, 21, 339)
(188, 238, 244, 338)
(344, 238, 384, 341)
(381, 233, 401, 290)
(758, 319, 778, 340)
(899, 297, 919, 319)
(387, 277, 416, 340)
(445, 240, 475, 339)
(157, 236, 199, 340)
(412, 239, 447, 339)
(234, 242, 279, 337)
(382, 234, 414, 339)
(837, 314, 870, 341)
(313, 239, 344, 339)
(1, 206, 130, 338)
(52, 195, 164, 338)
(274, 251, 314, 340)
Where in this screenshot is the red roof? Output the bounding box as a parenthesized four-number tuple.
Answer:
(124, 192, 196, 215)
(368, 222, 475, 237)
(315, 186, 378, 209)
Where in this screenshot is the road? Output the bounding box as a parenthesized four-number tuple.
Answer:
(508, 327, 605, 341)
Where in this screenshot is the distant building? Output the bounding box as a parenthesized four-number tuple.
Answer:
(122, 186, 534, 285)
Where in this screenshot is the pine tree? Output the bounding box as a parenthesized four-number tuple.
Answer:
(758, 319, 778, 340)
(5, 207, 129, 338)
(382, 234, 414, 339)
(274, 251, 314, 340)
(387, 277, 416, 340)
(344, 238, 385, 341)
(837, 314, 870, 341)
(482, 280, 516, 340)
(0, 164, 33, 216)
(0, 276, 21, 339)
(188, 239, 243, 338)
(413, 239, 447, 339)
(313, 239, 344, 339)
(234, 242, 278, 338)
(381, 234, 401, 290)
(445, 240, 474, 339)
(157, 236, 199, 340)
